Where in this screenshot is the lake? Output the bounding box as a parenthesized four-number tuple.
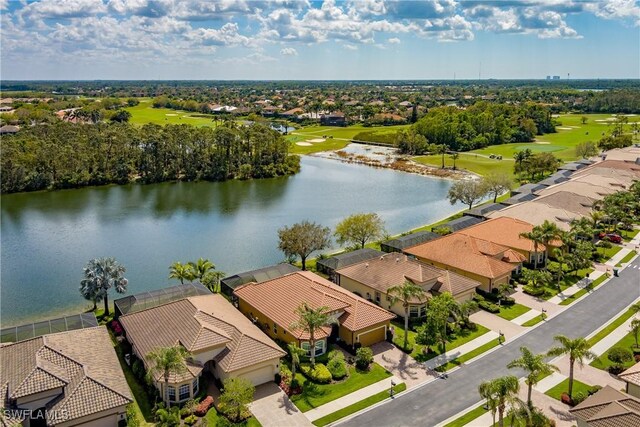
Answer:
(1, 152, 462, 327)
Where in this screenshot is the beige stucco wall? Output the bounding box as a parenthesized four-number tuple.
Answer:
(627, 382, 640, 399)
(215, 357, 281, 386)
(337, 275, 425, 317)
(16, 388, 62, 411)
(413, 256, 510, 291)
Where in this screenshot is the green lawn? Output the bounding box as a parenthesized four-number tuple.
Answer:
(291, 363, 392, 412)
(443, 404, 488, 427)
(559, 273, 609, 306)
(536, 268, 594, 300)
(621, 229, 640, 242)
(414, 113, 640, 178)
(597, 244, 623, 262)
(125, 100, 224, 127)
(288, 124, 409, 155)
(392, 321, 490, 362)
(436, 339, 501, 372)
(311, 383, 407, 426)
(545, 378, 593, 401)
(617, 251, 638, 267)
(522, 314, 545, 327)
(590, 330, 639, 371)
(588, 308, 638, 347)
(497, 303, 531, 321)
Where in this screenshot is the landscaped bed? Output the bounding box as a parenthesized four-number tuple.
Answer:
(545, 378, 597, 405)
(290, 363, 392, 412)
(590, 330, 639, 372)
(391, 320, 489, 362)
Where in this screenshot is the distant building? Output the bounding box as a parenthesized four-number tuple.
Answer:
(320, 112, 346, 126)
(552, 75, 560, 80)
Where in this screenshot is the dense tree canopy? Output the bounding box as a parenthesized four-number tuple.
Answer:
(1, 121, 300, 193)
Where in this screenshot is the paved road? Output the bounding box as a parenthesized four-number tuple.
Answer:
(340, 258, 640, 427)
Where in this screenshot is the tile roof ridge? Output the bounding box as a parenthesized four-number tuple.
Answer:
(194, 311, 233, 341)
(54, 376, 132, 417)
(35, 354, 70, 384)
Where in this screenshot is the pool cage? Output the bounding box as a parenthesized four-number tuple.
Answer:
(113, 281, 211, 318)
(0, 312, 98, 343)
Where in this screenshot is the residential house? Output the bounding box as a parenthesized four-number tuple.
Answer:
(463, 203, 507, 220)
(334, 253, 479, 318)
(380, 231, 440, 253)
(618, 361, 640, 397)
(0, 125, 19, 135)
(404, 233, 521, 291)
(234, 271, 394, 354)
(220, 263, 299, 296)
(601, 146, 640, 162)
(0, 326, 133, 427)
(537, 181, 617, 200)
(119, 294, 285, 404)
(570, 385, 640, 427)
(316, 248, 384, 278)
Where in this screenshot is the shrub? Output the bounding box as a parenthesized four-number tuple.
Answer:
(110, 320, 123, 336)
(184, 415, 197, 426)
(126, 404, 140, 427)
(523, 285, 546, 297)
(356, 347, 374, 370)
(588, 385, 602, 396)
(478, 300, 500, 313)
(180, 399, 197, 418)
(608, 347, 633, 370)
(572, 391, 588, 406)
(327, 349, 345, 362)
(561, 392, 572, 405)
(300, 363, 332, 384)
(194, 396, 214, 417)
(327, 357, 348, 380)
(131, 359, 145, 380)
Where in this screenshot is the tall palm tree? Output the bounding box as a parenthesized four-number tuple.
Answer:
(520, 229, 544, 269)
(290, 304, 335, 367)
(287, 342, 306, 378)
(188, 258, 216, 281)
(536, 221, 564, 268)
(168, 261, 194, 284)
(450, 152, 459, 170)
(436, 144, 448, 168)
(507, 346, 559, 406)
(388, 281, 427, 350)
(589, 210, 605, 229)
(80, 257, 128, 316)
(146, 346, 191, 406)
(547, 335, 597, 398)
(479, 376, 521, 427)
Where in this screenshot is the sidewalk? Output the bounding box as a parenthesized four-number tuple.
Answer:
(422, 330, 499, 370)
(605, 247, 632, 267)
(590, 316, 637, 356)
(512, 308, 542, 325)
(470, 310, 525, 340)
(548, 270, 606, 304)
(304, 375, 401, 422)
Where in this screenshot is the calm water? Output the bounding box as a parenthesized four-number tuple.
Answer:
(1, 153, 461, 326)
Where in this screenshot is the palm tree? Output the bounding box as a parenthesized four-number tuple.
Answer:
(479, 376, 521, 427)
(80, 257, 128, 316)
(287, 342, 306, 378)
(547, 335, 597, 398)
(457, 300, 478, 325)
(290, 304, 335, 367)
(168, 261, 194, 284)
(188, 258, 216, 281)
(450, 152, 459, 170)
(589, 210, 605, 230)
(436, 144, 448, 168)
(536, 221, 563, 269)
(388, 281, 427, 350)
(146, 346, 191, 406)
(507, 346, 559, 406)
(520, 229, 544, 269)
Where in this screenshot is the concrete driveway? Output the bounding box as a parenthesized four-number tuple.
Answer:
(249, 382, 313, 427)
(469, 310, 526, 340)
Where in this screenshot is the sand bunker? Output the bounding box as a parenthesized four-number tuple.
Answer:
(165, 114, 178, 116)
(535, 141, 551, 144)
(308, 138, 326, 143)
(296, 142, 312, 146)
(557, 127, 572, 130)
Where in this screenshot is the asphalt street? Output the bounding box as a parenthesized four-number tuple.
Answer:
(340, 258, 640, 427)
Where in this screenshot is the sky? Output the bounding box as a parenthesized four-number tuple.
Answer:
(1, 0, 639, 80)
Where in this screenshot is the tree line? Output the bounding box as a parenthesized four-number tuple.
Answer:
(396, 101, 556, 154)
(1, 121, 300, 193)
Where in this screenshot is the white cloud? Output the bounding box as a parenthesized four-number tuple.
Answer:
(343, 43, 358, 50)
(21, 0, 107, 19)
(0, 0, 9, 11)
(280, 47, 298, 55)
(388, 37, 400, 44)
(186, 22, 254, 47)
(585, 0, 640, 26)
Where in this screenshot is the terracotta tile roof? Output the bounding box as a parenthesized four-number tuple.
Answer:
(570, 385, 640, 427)
(336, 253, 479, 302)
(234, 271, 394, 339)
(0, 327, 132, 425)
(537, 181, 617, 200)
(120, 294, 285, 378)
(405, 233, 517, 280)
(457, 217, 544, 253)
(619, 362, 640, 388)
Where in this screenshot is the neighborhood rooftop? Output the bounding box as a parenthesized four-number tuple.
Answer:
(316, 248, 385, 275)
(380, 230, 440, 252)
(0, 312, 98, 344)
(570, 385, 640, 427)
(114, 281, 211, 317)
(220, 263, 300, 295)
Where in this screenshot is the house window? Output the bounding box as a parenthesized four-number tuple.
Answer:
(302, 340, 325, 356)
(192, 378, 198, 395)
(167, 386, 176, 401)
(375, 292, 381, 303)
(273, 323, 278, 335)
(409, 305, 419, 318)
(179, 384, 190, 401)
(366, 292, 371, 300)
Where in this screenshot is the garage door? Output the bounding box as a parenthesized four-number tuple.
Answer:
(242, 365, 275, 386)
(358, 326, 386, 347)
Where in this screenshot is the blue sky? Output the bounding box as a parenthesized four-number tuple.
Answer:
(1, 0, 638, 80)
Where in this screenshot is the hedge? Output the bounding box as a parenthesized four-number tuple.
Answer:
(301, 363, 332, 384)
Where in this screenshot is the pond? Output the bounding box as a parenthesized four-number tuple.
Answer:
(1, 151, 463, 326)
